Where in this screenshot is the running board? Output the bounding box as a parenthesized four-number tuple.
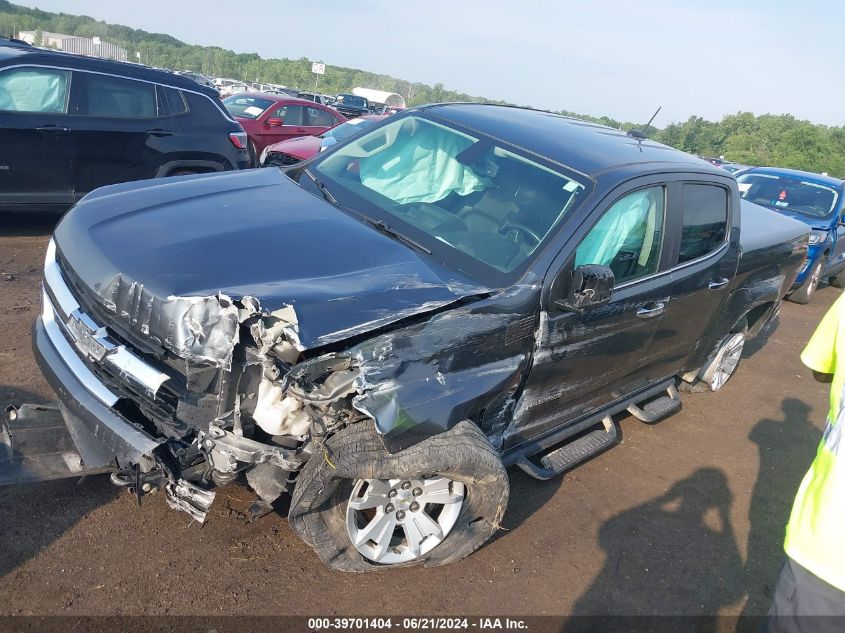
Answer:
(0, 404, 112, 485)
(517, 416, 618, 480)
(626, 384, 681, 424)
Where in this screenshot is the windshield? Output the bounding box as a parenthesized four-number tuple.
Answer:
(336, 94, 366, 108)
(312, 115, 588, 275)
(223, 95, 275, 119)
(737, 172, 839, 219)
(322, 117, 378, 142)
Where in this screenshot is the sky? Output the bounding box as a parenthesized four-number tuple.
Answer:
(16, 0, 845, 127)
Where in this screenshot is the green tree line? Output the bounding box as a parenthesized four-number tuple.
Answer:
(2, 0, 844, 176)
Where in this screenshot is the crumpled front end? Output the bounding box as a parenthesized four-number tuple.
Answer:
(30, 239, 328, 521)
(27, 233, 535, 524)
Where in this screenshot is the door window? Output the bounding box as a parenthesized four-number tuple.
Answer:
(679, 184, 728, 263)
(82, 73, 157, 118)
(0, 67, 70, 113)
(306, 106, 336, 127)
(272, 104, 304, 126)
(574, 186, 665, 284)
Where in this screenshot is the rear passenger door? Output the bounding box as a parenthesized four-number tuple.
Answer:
(70, 71, 177, 196)
(0, 66, 75, 208)
(649, 180, 738, 379)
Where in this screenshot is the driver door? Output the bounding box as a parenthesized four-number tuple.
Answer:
(504, 183, 674, 449)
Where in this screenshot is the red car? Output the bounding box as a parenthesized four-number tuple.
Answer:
(222, 93, 346, 166)
(260, 114, 388, 167)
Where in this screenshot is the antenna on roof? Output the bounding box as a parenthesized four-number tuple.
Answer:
(627, 105, 662, 140)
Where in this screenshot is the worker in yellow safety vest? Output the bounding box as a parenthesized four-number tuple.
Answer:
(763, 292, 845, 632)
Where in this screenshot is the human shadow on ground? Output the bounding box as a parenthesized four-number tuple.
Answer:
(739, 398, 820, 625)
(565, 468, 744, 632)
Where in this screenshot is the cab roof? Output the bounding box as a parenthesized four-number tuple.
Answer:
(422, 103, 720, 180)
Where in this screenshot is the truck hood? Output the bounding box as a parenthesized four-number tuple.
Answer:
(53, 169, 487, 359)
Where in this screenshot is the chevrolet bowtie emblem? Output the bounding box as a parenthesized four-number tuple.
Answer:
(66, 311, 115, 362)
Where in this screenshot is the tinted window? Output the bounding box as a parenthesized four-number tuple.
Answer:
(272, 105, 304, 126)
(0, 67, 70, 113)
(306, 106, 335, 127)
(84, 74, 156, 118)
(679, 184, 728, 263)
(575, 186, 665, 284)
(163, 87, 187, 115)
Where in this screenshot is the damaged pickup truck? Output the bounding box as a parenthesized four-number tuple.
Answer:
(9, 104, 809, 571)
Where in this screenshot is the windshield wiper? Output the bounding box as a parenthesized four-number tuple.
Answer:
(302, 169, 430, 255)
(362, 217, 432, 255)
(303, 168, 339, 206)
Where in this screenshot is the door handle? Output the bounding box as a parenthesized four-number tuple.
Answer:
(36, 125, 70, 133)
(296, 128, 307, 133)
(146, 128, 174, 137)
(636, 302, 665, 319)
(708, 278, 730, 290)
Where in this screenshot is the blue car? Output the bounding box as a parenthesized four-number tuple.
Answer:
(737, 167, 845, 303)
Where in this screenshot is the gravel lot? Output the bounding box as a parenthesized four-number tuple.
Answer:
(0, 212, 837, 617)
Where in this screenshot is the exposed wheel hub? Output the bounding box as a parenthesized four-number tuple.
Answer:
(346, 476, 465, 565)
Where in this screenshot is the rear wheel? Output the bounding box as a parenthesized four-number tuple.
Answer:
(681, 327, 747, 393)
(288, 420, 508, 571)
(788, 257, 825, 304)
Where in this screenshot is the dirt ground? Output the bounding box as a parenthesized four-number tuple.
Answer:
(0, 212, 838, 618)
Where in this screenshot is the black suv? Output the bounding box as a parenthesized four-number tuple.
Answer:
(0, 38, 249, 213)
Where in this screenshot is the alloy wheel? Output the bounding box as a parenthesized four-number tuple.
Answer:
(346, 476, 465, 564)
(709, 332, 746, 391)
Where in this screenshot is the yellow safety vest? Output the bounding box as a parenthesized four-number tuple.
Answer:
(784, 292, 845, 592)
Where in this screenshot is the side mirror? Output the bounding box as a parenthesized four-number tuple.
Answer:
(556, 264, 615, 311)
(267, 117, 284, 127)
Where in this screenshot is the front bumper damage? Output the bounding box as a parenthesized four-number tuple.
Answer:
(11, 238, 530, 526)
(10, 241, 318, 523)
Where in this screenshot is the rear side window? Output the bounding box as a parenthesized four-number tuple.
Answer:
(306, 106, 336, 127)
(679, 184, 728, 263)
(163, 87, 188, 115)
(83, 73, 157, 118)
(0, 67, 70, 113)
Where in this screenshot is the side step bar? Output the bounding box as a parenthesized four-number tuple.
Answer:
(511, 379, 684, 481)
(626, 384, 681, 424)
(0, 404, 111, 485)
(517, 416, 618, 481)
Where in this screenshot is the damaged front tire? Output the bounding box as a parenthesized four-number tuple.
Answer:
(288, 421, 508, 571)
